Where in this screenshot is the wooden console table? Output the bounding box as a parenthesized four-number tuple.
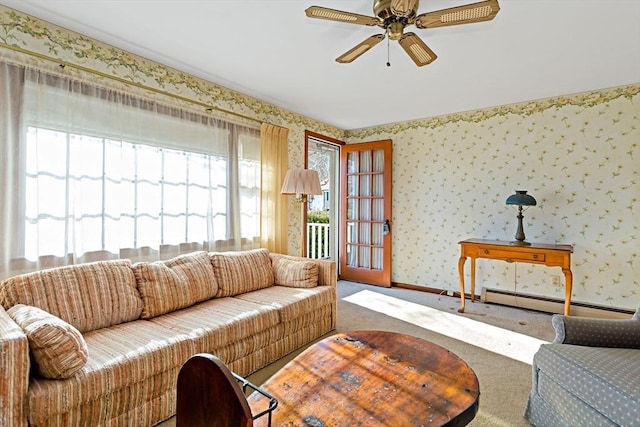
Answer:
(458, 239, 574, 315)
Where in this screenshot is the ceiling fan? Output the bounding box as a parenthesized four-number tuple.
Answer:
(305, 0, 500, 66)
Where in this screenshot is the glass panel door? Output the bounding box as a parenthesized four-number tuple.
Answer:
(340, 140, 392, 286)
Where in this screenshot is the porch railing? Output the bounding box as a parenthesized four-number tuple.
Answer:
(307, 222, 330, 260)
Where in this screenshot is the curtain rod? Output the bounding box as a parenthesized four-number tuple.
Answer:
(1, 42, 264, 126)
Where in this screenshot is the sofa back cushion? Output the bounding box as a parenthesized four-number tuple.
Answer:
(133, 251, 218, 319)
(210, 248, 274, 297)
(0, 260, 141, 333)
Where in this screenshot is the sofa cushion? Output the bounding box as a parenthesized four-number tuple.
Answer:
(234, 285, 336, 322)
(210, 249, 274, 297)
(272, 257, 318, 288)
(133, 251, 218, 319)
(0, 260, 142, 333)
(8, 304, 88, 379)
(27, 319, 196, 425)
(150, 297, 281, 351)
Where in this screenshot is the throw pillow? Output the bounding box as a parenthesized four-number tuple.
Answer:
(273, 258, 319, 288)
(210, 248, 274, 297)
(133, 251, 218, 319)
(8, 304, 88, 379)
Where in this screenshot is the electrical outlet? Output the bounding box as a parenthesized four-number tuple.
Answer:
(551, 275, 561, 287)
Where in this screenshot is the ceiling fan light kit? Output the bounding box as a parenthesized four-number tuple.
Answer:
(305, 0, 500, 66)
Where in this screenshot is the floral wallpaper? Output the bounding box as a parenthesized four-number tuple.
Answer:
(346, 87, 640, 311)
(1, 5, 638, 310)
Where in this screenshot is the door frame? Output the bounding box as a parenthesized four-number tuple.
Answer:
(304, 131, 344, 259)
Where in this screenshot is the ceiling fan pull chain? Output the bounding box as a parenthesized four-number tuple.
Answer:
(386, 34, 391, 67)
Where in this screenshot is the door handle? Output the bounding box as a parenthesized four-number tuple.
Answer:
(383, 219, 390, 235)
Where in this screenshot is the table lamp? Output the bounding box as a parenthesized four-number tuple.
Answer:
(505, 190, 537, 246)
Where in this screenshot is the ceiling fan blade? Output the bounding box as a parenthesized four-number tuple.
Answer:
(398, 33, 437, 66)
(415, 0, 500, 29)
(336, 34, 385, 63)
(391, 0, 418, 17)
(305, 6, 379, 26)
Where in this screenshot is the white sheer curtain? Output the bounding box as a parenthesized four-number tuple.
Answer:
(0, 61, 261, 279)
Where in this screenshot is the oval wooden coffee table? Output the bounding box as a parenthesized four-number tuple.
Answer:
(248, 330, 479, 426)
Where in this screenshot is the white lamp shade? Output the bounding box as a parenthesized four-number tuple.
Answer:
(281, 168, 322, 196)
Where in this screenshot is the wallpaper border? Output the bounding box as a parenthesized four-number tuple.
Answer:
(0, 5, 344, 138)
(346, 84, 640, 139)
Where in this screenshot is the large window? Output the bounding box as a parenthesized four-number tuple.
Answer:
(1, 62, 261, 275)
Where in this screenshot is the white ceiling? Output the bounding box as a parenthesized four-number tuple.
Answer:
(2, 0, 639, 130)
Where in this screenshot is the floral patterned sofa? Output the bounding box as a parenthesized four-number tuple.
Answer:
(0, 249, 337, 426)
(525, 306, 640, 426)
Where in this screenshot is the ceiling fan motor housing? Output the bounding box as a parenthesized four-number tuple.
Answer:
(373, 0, 420, 21)
(374, 0, 419, 39)
(374, 0, 419, 20)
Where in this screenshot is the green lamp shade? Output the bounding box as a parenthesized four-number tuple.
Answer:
(505, 190, 537, 206)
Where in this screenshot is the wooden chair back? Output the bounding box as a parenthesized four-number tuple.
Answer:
(176, 353, 253, 427)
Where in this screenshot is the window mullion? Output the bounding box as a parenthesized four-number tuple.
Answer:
(64, 132, 71, 259)
(160, 149, 165, 246)
(185, 153, 189, 243)
(101, 138, 106, 251)
(134, 144, 138, 248)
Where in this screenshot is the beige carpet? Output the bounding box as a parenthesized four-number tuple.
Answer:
(159, 281, 556, 426)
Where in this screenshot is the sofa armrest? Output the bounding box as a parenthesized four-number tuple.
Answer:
(551, 314, 640, 349)
(0, 305, 30, 427)
(312, 259, 337, 288)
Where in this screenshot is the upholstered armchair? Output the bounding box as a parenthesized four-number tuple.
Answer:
(525, 306, 640, 426)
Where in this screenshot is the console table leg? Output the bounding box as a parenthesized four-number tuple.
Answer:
(470, 257, 476, 302)
(458, 257, 467, 313)
(563, 268, 573, 316)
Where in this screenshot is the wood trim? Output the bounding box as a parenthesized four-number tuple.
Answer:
(393, 282, 471, 299)
(303, 131, 344, 258)
(305, 130, 345, 147)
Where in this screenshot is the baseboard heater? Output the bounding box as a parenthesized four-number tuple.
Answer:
(480, 287, 634, 319)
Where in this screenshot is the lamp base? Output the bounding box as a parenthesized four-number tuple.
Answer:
(510, 240, 531, 246)
(299, 201, 306, 257)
